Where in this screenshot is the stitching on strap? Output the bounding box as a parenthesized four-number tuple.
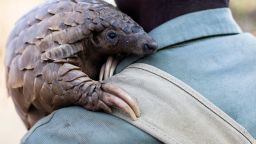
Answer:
(127, 63, 255, 144)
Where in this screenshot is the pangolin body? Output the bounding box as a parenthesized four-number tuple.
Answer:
(5, 0, 157, 129)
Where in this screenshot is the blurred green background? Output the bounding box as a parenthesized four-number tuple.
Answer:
(0, 0, 255, 143)
(231, 0, 256, 35)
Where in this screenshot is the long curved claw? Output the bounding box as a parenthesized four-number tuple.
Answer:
(104, 57, 113, 80)
(80, 81, 140, 120)
(97, 100, 112, 114)
(101, 92, 137, 120)
(99, 63, 106, 81)
(109, 58, 119, 78)
(101, 83, 141, 118)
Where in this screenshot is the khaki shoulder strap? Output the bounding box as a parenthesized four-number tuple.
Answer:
(106, 63, 255, 144)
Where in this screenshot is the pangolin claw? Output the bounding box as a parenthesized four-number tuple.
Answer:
(83, 82, 140, 120)
(102, 83, 141, 118)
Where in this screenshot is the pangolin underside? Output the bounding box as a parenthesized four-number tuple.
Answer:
(5, 0, 157, 129)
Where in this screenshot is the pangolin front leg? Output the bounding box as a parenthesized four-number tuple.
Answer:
(39, 62, 140, 120)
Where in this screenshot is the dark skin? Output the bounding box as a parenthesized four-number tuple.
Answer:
(115, 0, 230, 32)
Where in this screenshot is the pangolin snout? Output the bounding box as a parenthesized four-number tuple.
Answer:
(142, 41, 157, 55)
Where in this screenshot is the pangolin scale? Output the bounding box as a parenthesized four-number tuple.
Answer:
(5, 0, 157, 129)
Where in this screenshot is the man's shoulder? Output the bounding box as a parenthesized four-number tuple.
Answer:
(173, 32, 256, 52)
(201, 33, 256, 53)
(21, 106, 160, 144)
(226, 33, 256, 44)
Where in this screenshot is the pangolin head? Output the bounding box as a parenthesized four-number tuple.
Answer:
(87, 3, 157, 56)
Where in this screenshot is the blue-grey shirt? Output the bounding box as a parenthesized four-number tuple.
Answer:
(118, 8, 256, 137)
(22, 8, 256, 144)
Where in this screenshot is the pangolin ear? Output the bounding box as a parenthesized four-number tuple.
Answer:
(89, 33, 101, 48)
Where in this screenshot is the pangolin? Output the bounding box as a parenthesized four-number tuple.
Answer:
(5, 0, 157, 129)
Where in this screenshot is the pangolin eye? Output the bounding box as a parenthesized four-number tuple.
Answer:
(107, 32, 117, 39)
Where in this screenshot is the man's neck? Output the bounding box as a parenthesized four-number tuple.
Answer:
(115, 0, 229, 32)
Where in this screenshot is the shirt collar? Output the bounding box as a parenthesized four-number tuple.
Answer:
(149, 8, 242, 50)
(116, 8, 242, 72)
